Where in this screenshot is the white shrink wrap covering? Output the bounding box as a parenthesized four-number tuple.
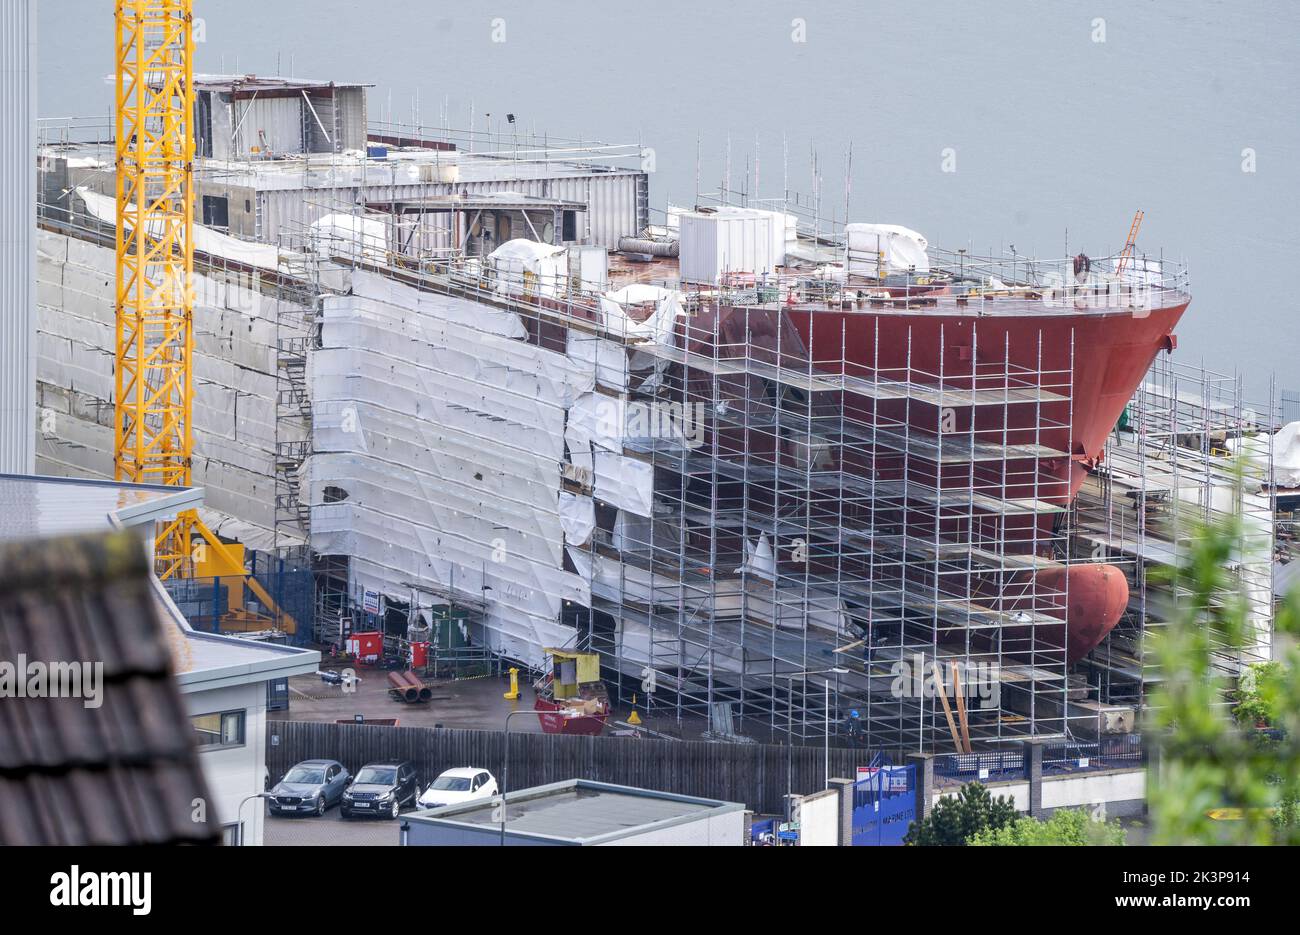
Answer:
(845, 223, 930, 275)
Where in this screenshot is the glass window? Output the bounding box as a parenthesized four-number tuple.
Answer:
(431, 775, 472, 792)
(355, 767, 396, 785)
(192, 710, 245, 748)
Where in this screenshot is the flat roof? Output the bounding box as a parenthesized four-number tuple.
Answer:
(191, 74, 373, 94)
(0, 474, 204, 539)
(0, 475, 319, 690)
(367, 193, 588, 213)
(405, 779, 744, 844)
(169, 624, 320, 690)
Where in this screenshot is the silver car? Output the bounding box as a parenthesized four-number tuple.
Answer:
(268, 759, 351, 817)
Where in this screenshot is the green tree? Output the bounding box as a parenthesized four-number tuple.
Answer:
(968, 808, 1126, 846)
(904, 781, 1016, 846)
(1146, 507, 1300, 845)
(1233, 661, 1284, 727)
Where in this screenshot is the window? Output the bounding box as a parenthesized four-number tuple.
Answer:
(561, 210, 577, 242)
(221, 823, 241, 846)
(201, 194, 230, 230)
(326, 765, 340, 781)
(192, 710, 246, 749)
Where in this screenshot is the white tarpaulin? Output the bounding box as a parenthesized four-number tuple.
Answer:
(564, 392, 620, 473)
(599, 284, 684, 344)
(558, 491, 596, 545)
(1231, 421, 1300, 488)
(593, 450, 653, 517)
(75, 186, 300, 272)
(738, 534, 776, 580)
(566, 331, 629, 392)
(309, 274, 592, 667)
(845, 222, 930, 275)
(310, 213, 388, 263)
(488, 238, 568, 298)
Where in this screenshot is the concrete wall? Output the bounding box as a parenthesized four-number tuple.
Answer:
(405, 809, 743, 846)
(184, 682, 268, 846)
(0, 0, 35, 473)
(797, 787, 842, 846)
(599, 811, 743, 846)
(932, 770, 1145, 817)
(34, 229, 308, 549)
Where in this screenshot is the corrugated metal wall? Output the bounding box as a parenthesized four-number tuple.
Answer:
(260, 170, 646, 251)
(0, 0, 35, 474)
(232, 96, 302, 158)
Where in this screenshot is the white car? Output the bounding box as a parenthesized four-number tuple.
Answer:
(417, 768, 499, 810)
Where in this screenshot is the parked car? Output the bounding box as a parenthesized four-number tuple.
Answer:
(417, 768, 499, 810)
(341, 760, 419, 819)
(268, 759, 351, 817)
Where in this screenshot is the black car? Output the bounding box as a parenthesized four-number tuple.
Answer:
(340, 760, 419, 820)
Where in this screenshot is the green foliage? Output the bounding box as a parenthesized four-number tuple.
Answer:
(1146, 501, 1300, 845)
(903, 781, 1016, 846)
(1233, 661, 1283, 726)
(967, 808, 1126, 846)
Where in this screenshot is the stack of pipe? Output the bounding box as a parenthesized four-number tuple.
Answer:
(387, 670, 432, 703)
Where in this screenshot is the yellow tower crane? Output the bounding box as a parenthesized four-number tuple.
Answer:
(114, 0, 197, 577)
(113, 1, 298, 635)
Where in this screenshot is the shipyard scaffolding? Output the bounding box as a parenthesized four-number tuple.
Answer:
(258, 149, 1196, 751)
(1075, 355, 1277, 710)
(39, 98, 1247, 751)
(574, 284, 1081, 752)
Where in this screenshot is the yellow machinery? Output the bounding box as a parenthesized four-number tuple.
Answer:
(114, 0, 296, 633)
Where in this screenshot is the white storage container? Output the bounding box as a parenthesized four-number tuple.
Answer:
(678, 210, 778, 284)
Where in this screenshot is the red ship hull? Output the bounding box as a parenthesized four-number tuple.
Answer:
(679, 293, 1188, 663)
(786, 300, 1187, 500)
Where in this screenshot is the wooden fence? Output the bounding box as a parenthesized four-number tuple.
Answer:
(265, 719, 883, 815)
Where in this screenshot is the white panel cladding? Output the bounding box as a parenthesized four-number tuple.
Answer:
(0, 0, 36, 473)
(308, 271, 594, 666)
(34, 229, 301, 545)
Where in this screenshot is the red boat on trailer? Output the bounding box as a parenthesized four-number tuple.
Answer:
(533, 648, 610, 735)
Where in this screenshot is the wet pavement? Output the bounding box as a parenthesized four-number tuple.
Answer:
(273, 666, 719, 739)
(262, 802, 402, 846)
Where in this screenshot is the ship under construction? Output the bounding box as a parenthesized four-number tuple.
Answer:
(34, 72, 1279, 753)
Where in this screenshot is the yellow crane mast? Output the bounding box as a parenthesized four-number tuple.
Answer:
(113, 1, 300, 634)
(114, 0, 197, 577)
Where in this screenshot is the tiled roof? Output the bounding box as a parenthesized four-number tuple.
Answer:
(0, 531, 219, 845)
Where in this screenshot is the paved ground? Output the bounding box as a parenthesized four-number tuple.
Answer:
(263, 802, 403, 846)
(276, 666, 717, 739)
(278, 668, 550, 732)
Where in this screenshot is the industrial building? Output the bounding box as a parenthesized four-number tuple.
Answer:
(401, 779, 745, 846)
